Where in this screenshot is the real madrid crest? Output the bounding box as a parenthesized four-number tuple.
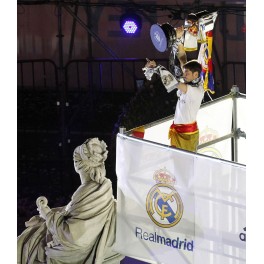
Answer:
(146, 168, 183, 228)
(198, 126, 222, 158)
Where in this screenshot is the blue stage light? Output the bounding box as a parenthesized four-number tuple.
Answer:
(122, 20, 138, 34)
(120, 13, 142, 35)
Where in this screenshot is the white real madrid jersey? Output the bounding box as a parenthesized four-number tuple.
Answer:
(174, 83, 204, 124)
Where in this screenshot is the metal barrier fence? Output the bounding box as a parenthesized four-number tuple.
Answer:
(17, 59, 59, 91)
(17, 58, 169, 92)
(17, 58, 246, 94)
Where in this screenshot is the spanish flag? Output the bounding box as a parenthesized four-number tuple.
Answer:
(198, 30, 215, 94)
(131, 125, 145, 139)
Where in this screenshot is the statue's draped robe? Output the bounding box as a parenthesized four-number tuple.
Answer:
(17, 178, 123, 264)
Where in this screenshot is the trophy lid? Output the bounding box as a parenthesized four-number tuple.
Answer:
(150, 23, 176, 52)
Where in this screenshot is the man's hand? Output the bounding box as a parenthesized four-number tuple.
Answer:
(175, 26, 185, 39)
(145, 58, 157, 68)
(142, 58, 160, 80)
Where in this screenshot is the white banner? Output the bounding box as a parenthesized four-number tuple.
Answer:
(115, 135, 246, 264)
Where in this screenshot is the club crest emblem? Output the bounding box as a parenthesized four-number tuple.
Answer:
(161, 72, 174, 86)
(146, 168, 183, 228)
(198, 126, 222, 158)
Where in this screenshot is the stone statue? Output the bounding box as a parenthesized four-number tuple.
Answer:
(17, 138, 124, 264)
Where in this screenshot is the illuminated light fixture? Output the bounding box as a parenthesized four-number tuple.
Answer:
(120, 12, 142, 34)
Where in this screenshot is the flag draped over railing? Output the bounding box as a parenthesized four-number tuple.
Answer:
(131, 125, 145, 139)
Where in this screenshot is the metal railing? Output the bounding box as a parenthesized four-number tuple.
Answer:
(17, 59, 59, 91)
(18, 58, 169, 93)
(120, 86, 246, 164)
(18, 59, 246, 94)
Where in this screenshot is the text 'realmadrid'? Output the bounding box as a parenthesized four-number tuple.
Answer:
(135, 227, 194, 251)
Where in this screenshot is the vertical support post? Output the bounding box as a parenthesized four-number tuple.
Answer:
(68, 4, 79, 61)
(221, 5, 228, 94)
(119, 127, 126, 134)
(57, 1, 71, 194)
(231, 85, 239, 162)
(86, 5, 93, 58)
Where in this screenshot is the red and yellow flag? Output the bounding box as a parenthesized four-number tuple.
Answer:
(198, 30, 215, 94)
(131, 125, 145, 139)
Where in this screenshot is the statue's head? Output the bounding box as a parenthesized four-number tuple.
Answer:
(73, 138, 108, 184)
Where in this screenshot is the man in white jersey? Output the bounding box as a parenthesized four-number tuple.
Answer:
(144, 26, 204, 152)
